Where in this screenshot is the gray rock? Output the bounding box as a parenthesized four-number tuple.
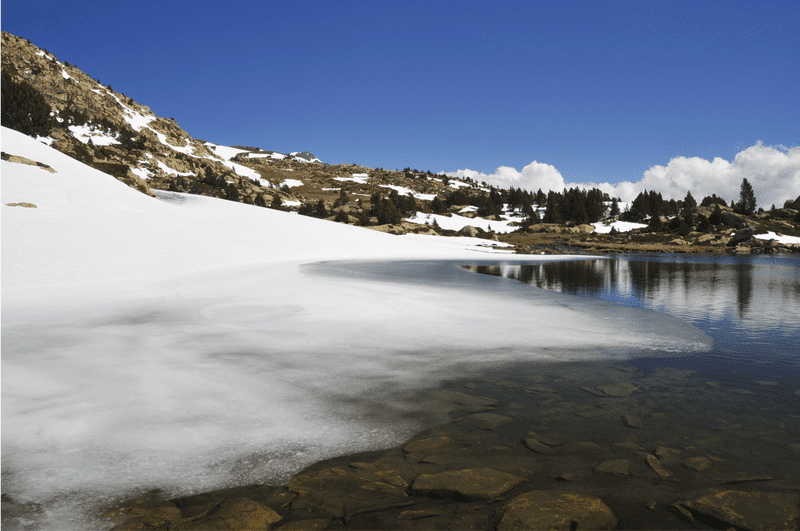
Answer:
(727, 226, 755, 246)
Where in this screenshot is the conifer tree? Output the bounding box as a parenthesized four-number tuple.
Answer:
(735, 178, 757, 215)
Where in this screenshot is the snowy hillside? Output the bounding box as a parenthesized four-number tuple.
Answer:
(1, 127, 710, 529)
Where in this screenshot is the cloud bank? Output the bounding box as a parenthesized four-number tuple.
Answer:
(447, 143, 800, 209)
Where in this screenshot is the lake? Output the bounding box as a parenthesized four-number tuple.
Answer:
(4, 253, 799, 529)
(464, 253, 800, 402)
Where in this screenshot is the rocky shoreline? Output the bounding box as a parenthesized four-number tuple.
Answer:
(97, 362, 799, 530)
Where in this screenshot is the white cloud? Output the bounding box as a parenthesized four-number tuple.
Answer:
(448, 161, 566, 193)
(631, 143, 800, 207)
(449, 143, 800, 208)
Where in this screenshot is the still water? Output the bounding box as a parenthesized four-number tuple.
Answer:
(464, 253, 800, 403)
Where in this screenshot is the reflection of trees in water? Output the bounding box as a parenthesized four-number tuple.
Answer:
(734, 262, 753, 317)
(470, 259, 739, 312)
(466, 257, 797, 335)
(470, 261, 608, 296)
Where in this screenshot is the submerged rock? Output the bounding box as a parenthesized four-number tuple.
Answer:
(621, 413, 644, 429)
(675, 489, 800, 531)
(596, 383, 638, 397)
(594, 459, 630, 476)
(683, 456, 713, 472)
(181, 498, 282, 530)
(409, 468, 526, 501)
(498, 491, 617, 530)
(454, 412, 514, 430)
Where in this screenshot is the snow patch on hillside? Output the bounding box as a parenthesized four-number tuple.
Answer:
(379, 184, 437, 201)
(593, 220, 648, 234)
(407, 212, 518, 234)
(335, 173, 369, 184)
(755, 231, 800, 245)
(68, 124, 120, 146)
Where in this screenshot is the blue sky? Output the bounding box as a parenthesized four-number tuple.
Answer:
(3, 0, 799, 204)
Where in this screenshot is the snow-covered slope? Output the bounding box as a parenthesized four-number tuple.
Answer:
(1, 127, 710, 530)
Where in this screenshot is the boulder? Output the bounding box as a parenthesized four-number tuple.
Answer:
(409, 468, 526, 501)
(498, 491, 617, 530)
(727, 226, 755, 246)
(458, 225, 479, 237)
(721, 211, 749, 228)
(784, 195, 800, 210)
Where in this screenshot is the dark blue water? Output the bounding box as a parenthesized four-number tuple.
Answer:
(466, 254, 800, 401)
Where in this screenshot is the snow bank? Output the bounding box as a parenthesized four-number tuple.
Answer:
(593, 220, 648, 234)
(2, 127, 709, 529)
(280, 178, 304, 188)
(406, 212, 518, 234)
(335, 173, 369, 184)
(379, 183, 437, 201)
(754, 231, 800, 245)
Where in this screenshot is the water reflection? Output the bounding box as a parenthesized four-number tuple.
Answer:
(464, 254, 800, 368)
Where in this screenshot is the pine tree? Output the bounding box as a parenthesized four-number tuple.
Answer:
(609, 198, 620, 218)
(735, 178, 757, 215)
